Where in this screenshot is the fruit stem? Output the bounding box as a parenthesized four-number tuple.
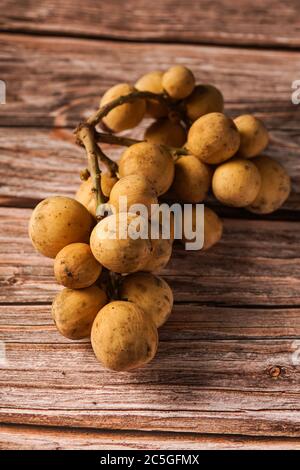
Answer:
(77, 125, 118, 176)
(97, 144, 119, 177)
(171, 147, 189, 158)
(86, 90, 183, 128)
(77, 124, 106, 215)
(95, 131, 189, 158)
(95, 131, 141, 147)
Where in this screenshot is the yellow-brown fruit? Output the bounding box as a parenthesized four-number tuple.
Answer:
(181, 206, 223, 250)
(100, 83, 146, 132)
(144, 118, 187, 148)
(75, 177, 96, 217)
(91, 301, 158, 371)
(120, 272, 173, 328)
(172, 155, 212, 203)
(234, 114, 269, 158)
(212, 159, 261, 207)
(185, 84, 224, 121)
(135, 71, 168, 118)
(101, 172, 118, 198)
(52, 285, 107, 340)
(143, 236, 173, 273)
(54, 243, 102, 289)
(109, 174, 158, 214)
(29, 196, 93, 258)
(186, 113, 240, 164)
(247, 156, 291, 214)
(90, 213, 151, 274)
(119, 142, 175, 196)
(162, 65, 195, 100)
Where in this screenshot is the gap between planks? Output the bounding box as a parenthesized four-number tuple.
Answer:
(1, 0, 300, 50)
(1, 27, 300, 53)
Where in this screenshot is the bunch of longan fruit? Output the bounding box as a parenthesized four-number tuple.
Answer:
(29, 65, 291, 372)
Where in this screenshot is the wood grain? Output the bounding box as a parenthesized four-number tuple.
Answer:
(1, 424, 300, 450)
(1, 339, 300, 390)
(0, 33, 299, 128)
(1, 304, 299, 342)
(1, 407, 300, 437)
(1, 1, 300, 48)
(2, 283, 299, 438)
(0, 208, 299, 305)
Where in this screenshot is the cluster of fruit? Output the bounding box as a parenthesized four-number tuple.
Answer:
(29, 65, 291, 372)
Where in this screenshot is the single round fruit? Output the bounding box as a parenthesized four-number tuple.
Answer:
(29, 196, 93, 258)
(162, 65, 195, 100)
(101, 172, 118, 198)
(75, 177, 96, 217)
(185, 84, 224, 122)
(135, 71, 168, 118)
(120, 272, 173, 328)
(91, 301, 158, 371)
(181, 206, 223, 250)
(119, 142, 175, 196)
(212, 159, 261, 207)
(90, 213, 151, 273)
(186, 112, 240, 164)
(52, 285, 107, 340)
(109, 174, 158, 214)
(172, 155, 212, 203)
(54, 243, 102, 289)
(144, 118, 187, 148)
(234, 114, 269, 158)
(100, 83, 146, 132)
(247, 156, 291, 214)
(143, 236, 173, 272)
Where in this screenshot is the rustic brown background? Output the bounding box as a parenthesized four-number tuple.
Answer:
(0, 0, 300, 450)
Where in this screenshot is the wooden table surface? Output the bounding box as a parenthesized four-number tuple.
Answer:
(0, 0, 300, 450)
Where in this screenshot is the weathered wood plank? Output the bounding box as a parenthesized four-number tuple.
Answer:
(1, 424, 300, 450)
(0, 33, 299, 128)
(1, 304, 299, 342)
(1, 1, 300, 48)
(0, 127, 299, 212)
(1, 351, 300, 436)
(0, 208, 299, 305)
(1, 340, 299, 391)
(1, 408, 300, 437)
(4, 312, 300, 438)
